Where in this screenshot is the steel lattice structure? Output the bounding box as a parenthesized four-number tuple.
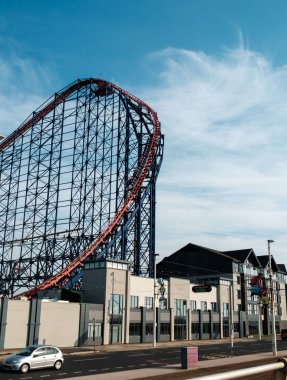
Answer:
(0, 78, 163, 298)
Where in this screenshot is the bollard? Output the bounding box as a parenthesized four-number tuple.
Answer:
(181, 346, 198, 369)
(272, 357, 287, 380)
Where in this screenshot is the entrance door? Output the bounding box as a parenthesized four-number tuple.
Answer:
(110, 324, 122, 344)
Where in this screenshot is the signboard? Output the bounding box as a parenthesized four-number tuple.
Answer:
(192, 285, 212, 293)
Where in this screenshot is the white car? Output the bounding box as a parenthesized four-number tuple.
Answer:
(2, 345, 64, 373)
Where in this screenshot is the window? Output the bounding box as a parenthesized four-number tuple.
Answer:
(201, 301, 207, 311)
(174, 299, 186, 316)
(237, 290, 241, 299)
(144, 296, 153, 309)
(190, 300, 197, 311)
(145, 323, 153, 335)
(203, 323, 210, 334)
(211, 302, 217, 311)
(160, 323, 170, 335)
(88, 322, 102, 338)
(237, 276, 241, 284)
(129, 323, 141, 336)
(222, 303, 229, 318)
(192, 323, 199, 334)
(109, 294, 123, 315)
(130, 295, 139, 308)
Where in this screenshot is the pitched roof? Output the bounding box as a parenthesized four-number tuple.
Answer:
(277, 264, 287, 274)
(223, 249, 261, 267)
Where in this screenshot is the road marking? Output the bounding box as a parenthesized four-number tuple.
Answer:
(89, 369, 98, 372)
(116, 366, 124, 369)
(74, 357, 108, 361)
(20, 378, 32, 380)
(73, 371, 82, 374)
(57, 373, 67, 375)
(139, 363, 147, 366)
(128, 353, 153, 357)
(200, 347, 220, 351)
(102, 368, 109, 371)
(40, 376, 51, 378)
(128, 365, 136, 367)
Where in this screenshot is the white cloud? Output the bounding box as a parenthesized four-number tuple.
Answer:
(140, 47, 287, 267)
(0, 52, 54, 136)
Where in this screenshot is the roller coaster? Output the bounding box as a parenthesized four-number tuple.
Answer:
(0, 78, 163, 298)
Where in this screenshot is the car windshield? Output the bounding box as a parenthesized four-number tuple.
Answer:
(16, 347, 36, 356)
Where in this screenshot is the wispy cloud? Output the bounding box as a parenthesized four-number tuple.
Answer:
(0, 50, 54, 136)
(141, 46, 287, 265)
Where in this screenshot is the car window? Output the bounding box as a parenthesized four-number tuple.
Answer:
(17, 347, 35, 356)
(33, 348, 47, 357)
(46, 347, 59, 355)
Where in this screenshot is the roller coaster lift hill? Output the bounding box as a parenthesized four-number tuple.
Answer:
(0, 78, 164, 298)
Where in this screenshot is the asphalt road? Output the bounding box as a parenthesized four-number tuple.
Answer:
(0, 339, 286, 380)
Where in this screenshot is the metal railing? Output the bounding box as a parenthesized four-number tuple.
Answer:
(189, 358, 287, 380)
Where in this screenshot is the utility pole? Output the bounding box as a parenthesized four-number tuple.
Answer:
(153, 253, 159, 348)
(268, 239, 277, 356)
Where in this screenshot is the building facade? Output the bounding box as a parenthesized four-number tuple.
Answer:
(0, 243, 286, 349)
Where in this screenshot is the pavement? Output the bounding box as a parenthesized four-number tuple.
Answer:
(1, 338, 286, 380)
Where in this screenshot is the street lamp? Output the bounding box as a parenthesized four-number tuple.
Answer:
(153, 253, 159, 348)
(267, 239, 277, 356)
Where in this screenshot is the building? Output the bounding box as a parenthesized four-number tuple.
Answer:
(0, 243, 286, 349)
(157, 243, 287, 337)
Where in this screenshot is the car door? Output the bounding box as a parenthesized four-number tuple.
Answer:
(30, 347, 47, 369)
(45, 347, 59, 367)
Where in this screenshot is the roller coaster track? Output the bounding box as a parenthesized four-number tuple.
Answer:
(0, 78, 163, 298)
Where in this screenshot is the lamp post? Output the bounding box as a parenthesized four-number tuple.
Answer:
(268, 239, 277, 356)
(153, 253, 159, 348)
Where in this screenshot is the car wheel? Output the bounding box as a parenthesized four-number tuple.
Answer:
(20, 363, 30, 373)
(54, 360, 62, 370)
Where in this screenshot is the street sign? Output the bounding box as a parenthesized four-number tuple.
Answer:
(192, 285, 212, 293)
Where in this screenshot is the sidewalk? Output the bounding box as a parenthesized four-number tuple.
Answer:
(1, 339, 286, 380)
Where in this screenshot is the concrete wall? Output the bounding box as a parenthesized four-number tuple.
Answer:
(38, 301, 80, 347)
(5, 300, 30, 349)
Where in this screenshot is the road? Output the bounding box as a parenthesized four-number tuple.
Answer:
(0, 339, 286, 379)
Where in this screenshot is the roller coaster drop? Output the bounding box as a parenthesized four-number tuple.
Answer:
(0, 79, 163, 298)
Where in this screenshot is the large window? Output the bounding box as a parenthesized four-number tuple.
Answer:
(211, 302, 217, 311)
(203, 323, 210, 334)
(201, 301, 207, 311)
(222, 302, 229, 318)
(160, 323, 170, 335)
(144, 297, 153, 309)
(129, 323, 141, 336)
(192, 323, 199, 334)
(130, 295, 139, 308)
(88, 322, 102, 338)
(190, 300, 197, 311)
(174, 299, 186, 316)
(109, 294, 123, 315)
(145, 323, 154, 335)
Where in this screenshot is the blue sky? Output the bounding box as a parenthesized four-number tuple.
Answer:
(1, 0, 287, 267)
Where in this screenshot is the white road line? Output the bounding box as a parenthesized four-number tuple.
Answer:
(115, 366, 124, 369)
(57, 373, 67, 375)
(40, 376, 51, 378)
(89, 369, 98, 372)
(128, 365, 136, 367)
(20, 378, 33, 380)
(74, 357, 108, 361)
(200, 347, 220, 351)
(102, 368, 110, 370)
(128, 353, 153, 357)
(73, 371, 82, 374)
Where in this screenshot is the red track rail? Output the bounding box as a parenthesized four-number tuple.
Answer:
(1, 79, 161, 299)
